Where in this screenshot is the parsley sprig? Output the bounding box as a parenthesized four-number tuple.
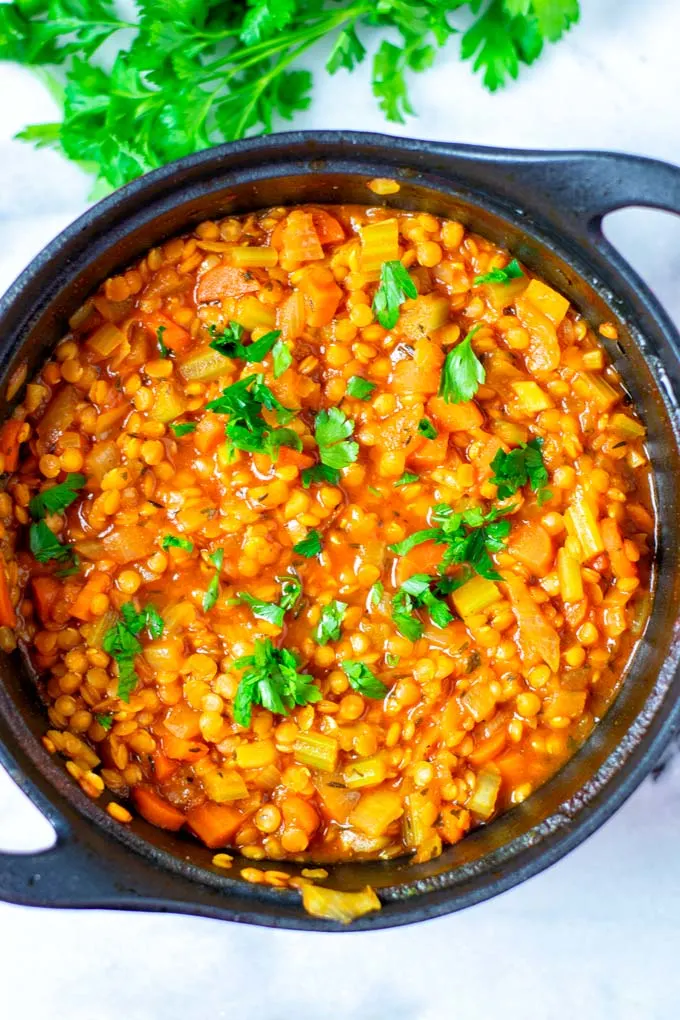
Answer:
(372, 261, 417, 329)
(3, 2, 579, 192)
(313, 600, 347, 645)
(237, 575, 302, 628)
(206, 374, 301, 458)
(314, 408, 358, 470)
(28, 473, 86, 565)
(203, 549, 224, 612)
(341, 660, 388, 699)
(29, 473, 86, 520)
(103, 602, 165, 702)
(232, 638, 320, 728)
(439, 325, 485, 404)
(209, 322, 281, 363)
(474, 258, 523, 286)
(490, 437, 552, 504)
(390, 503, 514, 580)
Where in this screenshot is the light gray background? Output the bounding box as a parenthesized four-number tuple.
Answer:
(1, 2, 680, 1017)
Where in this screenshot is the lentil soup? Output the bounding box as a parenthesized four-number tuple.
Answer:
(0, 201, 654, 868)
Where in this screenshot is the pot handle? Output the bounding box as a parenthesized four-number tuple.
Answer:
(484, 149, 680, 230)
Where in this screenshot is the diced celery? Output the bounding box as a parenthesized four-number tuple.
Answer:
(493, 420, 529, 446)
(523, 278, 570, 325)
(180, 345, 231, 383)
(359, 219, 399, 272)
(543, 690, 587, 720)
(557, 547, 584, 603)
(565, 488, 604, 560)
(236, 295, 276, 331)
(235, 740, 276, 770)
(293, 732, 339, 773)
(403, 792, 438, 850)
(398, 295, 450, 340)
(609, 412, 646, 439)
(467, 767, 501, 819)
(343, 755, 387, 789)
(229, 246, 278, 268)
(203, 768, 248, 803)
(452, 576, 502, 618)
(462, 681, 498, 722)
(87, 322, 125, 358)
(301, 884, 381, 923)
(149, 381, 186, 422)
(573, 372, 618, 412)
(349, 789, 403, 837)
(511, 380, 554, 414)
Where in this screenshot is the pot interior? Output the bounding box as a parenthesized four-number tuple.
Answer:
(2, 161, 680, 907)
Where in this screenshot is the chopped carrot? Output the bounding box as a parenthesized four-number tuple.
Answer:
(70, 571, 111, 622)
(0, 420, 25, 473)
(503, 573, 560, 673)
(186, 802, 243, 848)
(311, 209, 346, 245)
(140, 313, 191, 353)
(281, 794, 320, 834)
(196, 264, 259, 303)
(161, 731, 209, 762)
(163, 704, 203, 740)
(410, 432, 449, 469)
(0, 564, 16, 628)
(298, 267, 343, 327)
(467, 727, 507, 766)
(394, 540, 443, 587)
(427, 396, 484, 432)
(516, 294, 561, 375)
(282, 210, 324, 263)
(508, 522, 554, 576)
(276, 446, 316, 470)
(601, 518, 637, 579)
(391, 339, 443, 395)
(152, 751, 180, 782)
(316, 782, 359, 824)
(132, 787, 185, 831)
(277, 290, 306, 341)
(31, 576, 61, 624)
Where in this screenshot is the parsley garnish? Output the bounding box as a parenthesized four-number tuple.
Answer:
(372, 260, 417, 329)
(314, 408, 358, 470)
(209, 322, 281, 363)
(203, 549, 224, 612)
(279, 575, 303, 613)
(341, 660, 388, 699)
(156, 325, 169, 358)
(390, 588, 424, 642)
(346, 376, 376, 401)
(170, 421, 196, 437)
(103, 602, 165, 702)
(418, 418, 437, 440)
(206, 374, 300, 458)
(489, 437, 551, 504)
(29, 520, 74, 564)
(95, 714, 113, 731)
(232, 638, 320, 728)
(301, 463, 341, 489)
(29, 473, 86, 520)
(474, 258, 523, 286)
(439, 326, 485, 404)
(162, 535, 194, 553)
(369, 581, 384, 608)
(313, 600, 347, 645)
(396, 573, 455, 629)
(272, 337, 293, 378)
(394, 471, 419, 488)
(293, 530, 322, 558)
(390, 503, 514, 580)
(385, 652, 400, 667)
(238, 575, 302, 627)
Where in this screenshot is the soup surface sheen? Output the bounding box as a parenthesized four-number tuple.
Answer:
(0, 202, 654, 866)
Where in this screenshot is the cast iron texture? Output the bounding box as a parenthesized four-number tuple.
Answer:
(1, 132, 680, 932)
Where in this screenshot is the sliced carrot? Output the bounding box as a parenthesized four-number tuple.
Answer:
(310, 209, 345, 245)
(0, 564, 16, 628)
(508, 522, 554, 577)
(299, 267, 343, 327)
(152, 751, 180, 783)
(281, 794, 320, 834)
(391, 339, 443, 395)
(0, 420, 25, 473)
(601, 518, 636, 578)
(140, 313, 191, 353)
(516, 293, 561, 376)
(316, 782, 359, 824)
(467, 727, 507, 766)
(31, 576, 61, 624)
(196, 264, 259, 303)
(276, 446, 316, 470)
(70, 571, 111, 622)
(163, 704, 203, 740)
(410, 432, 449, 470)
(161, 731, 209, 762)
(282, 210, 324, 263)
(102, 526, 156, 564)
(394, 540, 443, 587)
(186, 802, 243, 848)
(277, 289, 306, 341)
(427, 396, 484, 432)
(132, 786, 185, 831)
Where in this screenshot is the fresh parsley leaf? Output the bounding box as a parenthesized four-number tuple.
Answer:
(103, 601, 163, 702)
(398, 573, 454, 629)
(394, 471, 419, 488)
(170, 421, 196, 437)
(346, 376, 376, 401)
(156, 325, 169, 357)
(474, 258, 524, 286)
(418, 418, 437, 440)
(391, 588, 423, 642)
(162, 535, 194, 552)
(279, 575, 303, 613)
(301, 463, 341, 489)
(232, 637, 320, 728)
(206, 374, 299, 458)
(326, 23, 366, 75)
(313, 600, 347, 646)
(237, 591, 285, 628)
(95, 713, 113, 731)
(489, 437, 550, 501)
(209, 322, 281, 363)
(293, 530, 322, 558)
(29, 473, 86, 520)
(372, 260, 417, 329)
(389, 528, 441, 558)
(314, 408, 358, 470)
(438, 326, 485, 404)
(368, 581, 384, 608)
(55, 556, 82, 578)
(272, 337, 292, 378)
(341, 660, 388, 699)
(144, 605, 165, 639)
(390, 504, 515, 580)
(385, 652, 400, 667)
(29, 520, 74, 563)
(203, 548, 224, 612)
(461, 0, 548, 92)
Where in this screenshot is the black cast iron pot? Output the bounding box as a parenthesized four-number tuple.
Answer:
(1, 132, 680, 931)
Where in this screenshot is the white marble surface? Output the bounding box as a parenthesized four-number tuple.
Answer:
(2, 2, 680, 1017)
